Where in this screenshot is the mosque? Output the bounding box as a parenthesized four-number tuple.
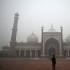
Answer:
(1, 13, 70, 58)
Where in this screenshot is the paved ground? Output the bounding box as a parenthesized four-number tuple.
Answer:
(0, 58, 70, 70)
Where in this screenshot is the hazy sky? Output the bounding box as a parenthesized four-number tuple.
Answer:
(0, 0, 70, 49)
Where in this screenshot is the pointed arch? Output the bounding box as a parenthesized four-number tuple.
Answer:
(45, 38, 60, 56)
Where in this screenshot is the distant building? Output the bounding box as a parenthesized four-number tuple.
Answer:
(1, 13, 70, 58)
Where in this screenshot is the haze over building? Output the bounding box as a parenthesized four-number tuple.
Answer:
(1, 13, 70, 58)
(0, 0, 70, 49)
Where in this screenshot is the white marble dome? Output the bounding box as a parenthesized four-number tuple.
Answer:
(27, 32, 38, 43)
(48, 25, 56, 32)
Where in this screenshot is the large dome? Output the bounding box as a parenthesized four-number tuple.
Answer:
(27, 32, 38, 43)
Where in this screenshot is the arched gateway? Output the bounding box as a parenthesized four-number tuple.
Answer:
(45, 38, 59, 56)
(42, 26, 64, 57)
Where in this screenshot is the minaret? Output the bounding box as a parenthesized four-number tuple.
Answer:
(10, 13, 19, 48)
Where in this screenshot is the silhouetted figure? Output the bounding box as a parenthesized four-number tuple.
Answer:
(51, 54, 56, 70)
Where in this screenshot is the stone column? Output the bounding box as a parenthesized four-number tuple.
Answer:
(43, 38, 45, 56)
(59, 29, 63, 56)
(69, 50, 70, 57)
(60, 26, 64, 56)
(41, 26, 45, 56)
(67, 50, 68, 57)
(60, 38, 62, 56)
(35, 50, 36, 57)
(36, 49, 38, 57)
(30, 48, 32, 58)
(66, 50, 67, 57)
(24, 48, 26, 57)
(22, 50, 23, 57)
(19, 48, 21, 57)
(68, 50, 69, 57)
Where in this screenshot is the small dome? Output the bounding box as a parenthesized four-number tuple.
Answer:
(65, 34, 70, 42)
(48, 25, 56, 32)
(27, 32, 38, 43)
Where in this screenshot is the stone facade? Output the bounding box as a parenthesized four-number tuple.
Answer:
(1, 13, 70, 58)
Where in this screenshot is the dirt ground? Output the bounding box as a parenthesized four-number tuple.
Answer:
(0, 58, 70, 70)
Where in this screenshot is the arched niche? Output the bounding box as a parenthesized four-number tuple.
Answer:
(45, 38, 60, 56)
